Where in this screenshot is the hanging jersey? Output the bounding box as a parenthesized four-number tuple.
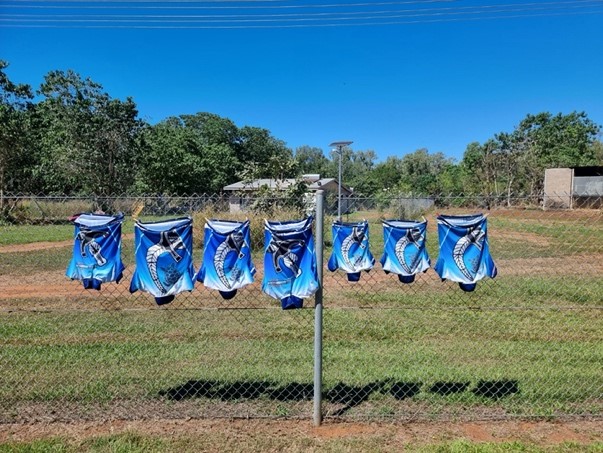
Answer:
(327, 220, 374, 281)
(434, 213, 497, 292)
(66, 213, 125, 290)
(196, 219, 255, 300)
(129, 217, 195, 305)
(380, 219, 430, 284)
(262, 216, 319, 309)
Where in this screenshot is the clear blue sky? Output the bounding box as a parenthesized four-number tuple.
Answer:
(1, 0, 602, 161)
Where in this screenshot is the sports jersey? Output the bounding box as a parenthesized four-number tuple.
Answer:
(66, 213, 125, 290)
(129, 217, 195, 305)
(434, 213, 497, 292)
(380, 219, 430, 283)
(196, 219, 255, 300)
(327, 220, 374, 281)
(262, 216, 318, 309)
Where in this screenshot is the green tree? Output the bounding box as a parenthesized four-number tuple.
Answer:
(294, 145, 329, 176)
(0, 60, 33, 200)
(459, 112, 601, 196)
(590, 140, 603, 164)
(326, 148, 377, 196)
(461, 141, 500, 194)
(398, 148, 454, 195)
(136, 118, 238, 194)
(32, 70, 144, 194)
(512, 111, 601, 194)
(371, 156, 404, 190)
(237, 126, 293, 178)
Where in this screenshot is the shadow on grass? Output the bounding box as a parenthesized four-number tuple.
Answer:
(160, 379, 519, 415)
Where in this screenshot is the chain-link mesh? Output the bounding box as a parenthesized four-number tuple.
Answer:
(0, 192, 601, 422)
(322, 193, 602, 420)
(0, 194, 314, 422)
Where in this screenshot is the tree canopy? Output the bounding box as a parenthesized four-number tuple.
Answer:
(1, 60, 601, 197)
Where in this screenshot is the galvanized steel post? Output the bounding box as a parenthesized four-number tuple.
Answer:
(313, 190, 324, 426)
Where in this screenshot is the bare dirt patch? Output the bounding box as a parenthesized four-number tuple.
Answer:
(1, 418, 601, 447)
(1, 251, 601, 305)
(0, 239, 73, 254)
(497, 253, 603, 276)
(0, 234, 134, 254)
(493, 230, 551, 246)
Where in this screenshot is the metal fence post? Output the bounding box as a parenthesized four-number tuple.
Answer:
(313, 190, 324, 426)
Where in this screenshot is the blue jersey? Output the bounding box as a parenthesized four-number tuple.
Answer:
(380, 219, 430, 284)
(262, 216, 318, 309)
(66, 213, 125, 290)
(434, 214, 497, 292)
(196, 219, 255, 300)
(129, 217, 195, 305)
(328, 220, 374, 281)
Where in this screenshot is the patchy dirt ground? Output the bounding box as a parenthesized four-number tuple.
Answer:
(1, 418, 602, 447)
(1, 250, 601, 303)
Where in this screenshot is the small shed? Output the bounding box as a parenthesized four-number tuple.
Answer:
(544, 166, 603, 209)
(223, 175, 353, 213)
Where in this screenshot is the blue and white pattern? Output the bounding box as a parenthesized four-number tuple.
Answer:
(196, 219, 255, 300)
(328, 220, 374, 281)
(434, 214, 497, 292)
(262, 216, 319, 309)
(129, 217, 195, 305)
(380, 219, 430, 284)
(66, 213, 125, 290)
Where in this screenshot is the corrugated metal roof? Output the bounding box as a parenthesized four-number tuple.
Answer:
(223, 178, 352, 193)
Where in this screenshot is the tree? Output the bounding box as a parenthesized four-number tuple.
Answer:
(461, 141, 500, 194)
(512, 112, 600, 194)
(398, 148, 454, 195)
(32, 70, 144, 194)
(0, 60, 33, 201)
(590, 140, 603, 165)
(371, 156, 404, 190)
(237, 126, 293, 178)
(294, 145, 330, 176)
(136, 118, 238, 194)
(459, 112, 601, 196)
(325, 148, 377, 196)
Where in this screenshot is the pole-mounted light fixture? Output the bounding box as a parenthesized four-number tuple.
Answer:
(329, 141, 353, 221)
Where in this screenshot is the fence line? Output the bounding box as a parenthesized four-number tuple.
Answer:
(0, 192, 601, 423)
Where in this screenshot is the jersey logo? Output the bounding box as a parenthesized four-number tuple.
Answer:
(214, 231, 246, 289)
(147, 230, 185, 294)
(453, 227, 486, 281)
(267, 238, 305, 277)
(76, 228, 109, 266)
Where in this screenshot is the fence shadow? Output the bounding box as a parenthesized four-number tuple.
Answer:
(472, 380, 519, 399)
(159, 379, 520, 414)
(159, 380, 314, 402)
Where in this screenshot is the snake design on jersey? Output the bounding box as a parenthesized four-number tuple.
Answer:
(213, 231, 245, 289)
(267, 238, 305, 277)
(341, 225, 367, 269)
(453, 226, 486, 281)
(394, 227, 424, 274)
(76, 228, 110, 266)
(147, 229, 185, 294)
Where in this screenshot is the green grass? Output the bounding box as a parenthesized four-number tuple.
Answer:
(0, 217, 174, 246)
(326, 275, 603, 309)
(1, 435, 601, 453)
(0, 206, 601, 421)
(1, 306, 601, 417)
(0, 224, 73, 246)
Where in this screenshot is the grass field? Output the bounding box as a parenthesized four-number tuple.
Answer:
(0, 205, 601, 422)
(1, 433, 602, 452)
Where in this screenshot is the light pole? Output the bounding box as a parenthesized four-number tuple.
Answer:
(329, 141, 353, 221)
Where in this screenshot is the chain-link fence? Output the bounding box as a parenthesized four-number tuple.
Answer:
(0, 192, 601, 423)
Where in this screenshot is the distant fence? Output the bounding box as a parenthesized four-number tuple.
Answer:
(0, 192, 601, 423)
